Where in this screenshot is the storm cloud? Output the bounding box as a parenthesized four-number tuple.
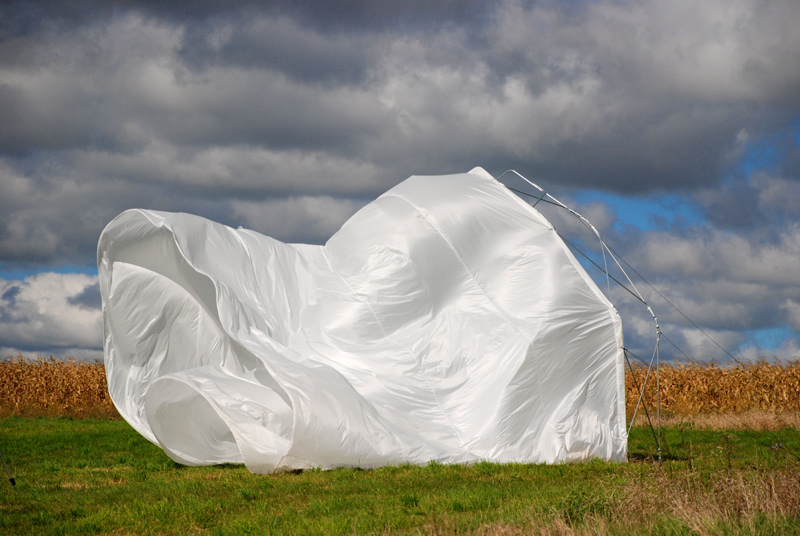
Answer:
(1, 0, 798, 361)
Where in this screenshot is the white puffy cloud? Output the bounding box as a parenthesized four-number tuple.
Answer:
(737, 339, 800, 364)
(0, 273, 102, 359)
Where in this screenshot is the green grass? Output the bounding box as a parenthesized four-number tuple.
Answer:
(1, 417, 799, 535)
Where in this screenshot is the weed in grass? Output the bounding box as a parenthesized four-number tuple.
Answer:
(556, 490, 610, 527)
(402, 492, 420, 508)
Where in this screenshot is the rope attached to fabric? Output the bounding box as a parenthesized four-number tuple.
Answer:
(498, 169, 663, 457)
(496, 168, 800, 464)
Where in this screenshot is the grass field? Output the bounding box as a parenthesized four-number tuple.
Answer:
(1, 357, 799, 534)
(1, 418, 799, 535)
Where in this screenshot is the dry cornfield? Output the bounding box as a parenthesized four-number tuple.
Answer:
(1, 356, 799, 421)
(0, 356, 119, 418)
(626, 360, 800, 418)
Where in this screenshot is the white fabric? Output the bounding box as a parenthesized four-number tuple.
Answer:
(99, 167, 627, 473)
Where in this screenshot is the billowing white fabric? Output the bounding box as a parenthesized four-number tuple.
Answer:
(99, 167, 626, 473)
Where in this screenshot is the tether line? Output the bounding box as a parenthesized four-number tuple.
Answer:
(604, 243, 744, 366)
(556, 234, 646, 305)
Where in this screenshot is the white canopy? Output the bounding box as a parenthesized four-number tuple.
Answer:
(98, 167, 626, 473)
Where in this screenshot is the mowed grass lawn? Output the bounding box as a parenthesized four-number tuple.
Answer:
(1, 417, 799, 535)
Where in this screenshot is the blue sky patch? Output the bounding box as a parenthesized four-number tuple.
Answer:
(746, 326, 798, 352)
(0, 264, 98, 282)
(573, 191, 705, 232)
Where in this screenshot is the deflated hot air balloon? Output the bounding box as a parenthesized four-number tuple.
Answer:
(98, 167, 626, 473)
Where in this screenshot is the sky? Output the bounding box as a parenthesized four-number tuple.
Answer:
(1, 0, 799, 363)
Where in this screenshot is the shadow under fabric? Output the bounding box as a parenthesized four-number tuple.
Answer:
(98, 167, 627, 474)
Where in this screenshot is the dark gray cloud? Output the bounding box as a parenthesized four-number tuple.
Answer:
(176, 16, 376, 85)
(694, 172, 800, 238)
(695, 178, 763, 230)
(0, 0, 799, 360)
(67, 281, 100, 310)
(1, 285, 20, 304)
(0, 0, 498, 40)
